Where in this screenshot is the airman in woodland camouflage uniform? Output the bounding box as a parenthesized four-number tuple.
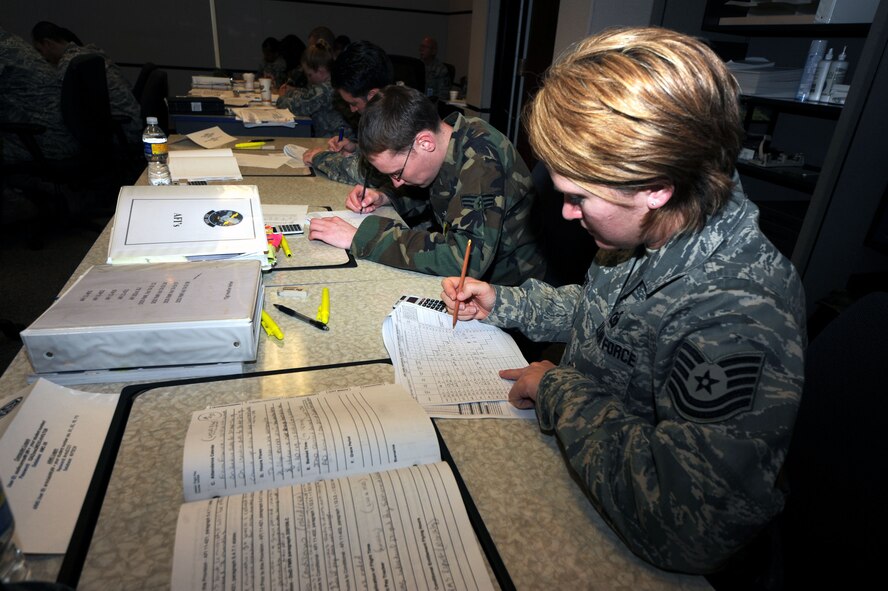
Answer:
(0, 27, 79, 163)
(57, 43, 142, 144)
(419, 36, 451, 100)
(276, 40, 350, 139)
(309, 85, 545, 285)
(442, 28, 806, 573)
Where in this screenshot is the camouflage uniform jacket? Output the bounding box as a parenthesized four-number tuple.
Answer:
(57, 43, 142, 144)
(486, 184, 806, 572)
(259, 56, 288, 87)
(0, 28, 79, 163)
(350, 113, 546, 285)
(275, 80, 350, 138)
(424, 58, 451, 100)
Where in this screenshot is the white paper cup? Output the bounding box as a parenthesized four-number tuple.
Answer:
(259, 77, 272, 102)
(243, 73, 255, 90)
(449, 90, 458, 101)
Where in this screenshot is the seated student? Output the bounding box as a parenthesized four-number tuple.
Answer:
(53, 37, 142, 145)
(419, 36, 451, 100)
(441, 28, 806, 573)
(0, 26, 78, 163)
(301, 40, 393, 185)
(258, 37, 288, 87)
(308, 85, 546, 285)
(31, 21, 81, 65)
(276, 40, 350, 138)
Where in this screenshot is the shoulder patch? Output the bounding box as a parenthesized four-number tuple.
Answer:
(666, 341, 763, 423)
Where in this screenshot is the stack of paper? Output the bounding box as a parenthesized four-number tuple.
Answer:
(382, 301, 535, 419)
(230, 107, 295, 128)
(727, 60, 803, 98)
(191, 75, 230, 88)
(107, 184, 268, 267)
(168, 148, 242, 182)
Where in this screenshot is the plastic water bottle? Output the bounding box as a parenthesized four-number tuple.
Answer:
(0, 483, 29, 583)
(142, 116, 171, 186)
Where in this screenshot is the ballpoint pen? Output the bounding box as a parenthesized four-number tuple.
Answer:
(338, 126, 344, 143)
(359, 167, 369, 214)
(274, 304, 329, 331)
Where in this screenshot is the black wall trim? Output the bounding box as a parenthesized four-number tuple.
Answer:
(272, 0, 471, 16)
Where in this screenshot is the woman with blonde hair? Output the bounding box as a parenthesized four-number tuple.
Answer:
(276, 39, 349, 137)
(442, 27, 806, 573)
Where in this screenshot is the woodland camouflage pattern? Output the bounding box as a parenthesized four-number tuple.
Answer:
(276, 80, 350, 138)
(424, 58, 451, 99)
(0, 27, 78, 162)
(486, 184, 806, 572)
(350, 112, 545, 285)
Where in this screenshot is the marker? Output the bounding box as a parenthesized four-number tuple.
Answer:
(338, 126, 345, 143)
(316, 287, 330, 324)
(275, 304, 329, 331)
(234, 141, 270, 149)
(279, 233, 292, 257)
(261, 310, 284, 339)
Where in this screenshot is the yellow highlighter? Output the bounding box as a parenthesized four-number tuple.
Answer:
(261, 310, 284, 340)
(234, 141, 267, 149)
(316, 287, 330, 324)
(279, 233, 292, 257)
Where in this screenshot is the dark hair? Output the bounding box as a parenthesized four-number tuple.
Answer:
(331, 40, 393, 98)
(358, 85, 440, 156)
(334, 35, 351, 53)
(31, 21, 82, 45)
(261, 37, 279, 52)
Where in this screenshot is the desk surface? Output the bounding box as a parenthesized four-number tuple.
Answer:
(3, 138, 710, 589)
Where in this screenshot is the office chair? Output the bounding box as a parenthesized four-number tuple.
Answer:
(132, 62, 157, 104)
(139, 68, 169, 133)
(388, 55, 426, 92)
(531, 161, 597, 286)
(709, 291, 888, 590)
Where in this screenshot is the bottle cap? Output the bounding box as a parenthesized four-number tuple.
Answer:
(146, 116, 158, 125)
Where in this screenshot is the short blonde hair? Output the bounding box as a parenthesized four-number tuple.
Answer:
(526, 27, 742, 236)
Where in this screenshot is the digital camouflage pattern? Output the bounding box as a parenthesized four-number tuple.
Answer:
(0, 27, 79, 162)
(486, 183, 806, 572)
(424, 58, 451, 100)
(57, 42, 142, 144)
(350, 112, 546, 285)
(276, 80, 350, 138)
(259, 55, 288, 87)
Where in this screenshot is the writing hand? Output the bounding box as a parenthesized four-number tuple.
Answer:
(441, 277, 496, 321)
(346, 185, 389, 213)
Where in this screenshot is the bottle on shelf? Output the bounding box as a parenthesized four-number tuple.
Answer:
(142, 116, 171, 186)
(809, 47, 834, 102)
(795, 39, 827, 102)
(0, 483, 30, 583)
(822, 46, 849, 102)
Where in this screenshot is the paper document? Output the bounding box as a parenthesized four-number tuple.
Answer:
(233, 153, 292, 169)
(231, 107, 294, 127)
(182, 384, 440, 501)
(305, 209, 369, 229)
(0, 379, 119, 553)
(383, 301, 531, 407)
(185, 126, 237, 149)
(262, 204, 309, 226)
(168, 149, 242, 182)
(172, 384, 493, 590)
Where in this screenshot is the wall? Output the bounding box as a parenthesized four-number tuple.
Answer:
(1, 0, 472, 94)
(553, 0, 661, 57)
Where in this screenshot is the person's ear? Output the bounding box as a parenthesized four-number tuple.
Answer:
(415, 130, 436, 152)
(646, 185, 674, 210)
(366, 88, 380, 101)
